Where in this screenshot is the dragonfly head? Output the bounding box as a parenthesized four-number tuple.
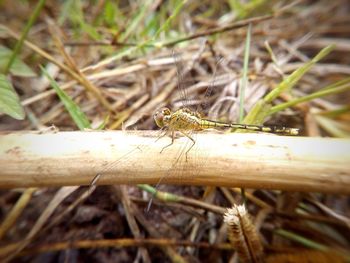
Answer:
(154, 107, 172, 128)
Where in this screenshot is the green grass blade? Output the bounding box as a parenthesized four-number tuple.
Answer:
(275, 229, 329, 251)
(0, 74, 25, 120)
(84, 46, 137, 72)
(237, 24, 252, 203)
(315, 115, 350, 138)
(264, 44, 335, 104)
(102, 0, 120, 28)
(242, 100, 271, 125)
(79, 21, 101, 40)
(96, 114, 110, 130)
(238, 23, 252, 123)
(152, 0, 186, 40)
(228, 0, 244, 15)
(243, 44, 336, 125)
(3, 0, 46, 74)
(319, 105, 350, 119)
(142, 11, 160, 38)
(229, 0, 269, 19)
(137, 184, 181, 202)
(120, 0, 153, 41)
(59, 0, 100, 40)
(41, 66, 91, 130)
(269, 81, 350, 115)
(319, 76, 350, 91)
(87, 1, 185, 70)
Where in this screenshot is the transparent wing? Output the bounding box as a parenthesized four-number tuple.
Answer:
(146, 47, 211, 210)
(172, 49, 192, 109)
(172, 41, 208, 111)
(198, 55, 224, 115)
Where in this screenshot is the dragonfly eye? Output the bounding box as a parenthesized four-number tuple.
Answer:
(162, 107, 171, 116)
(154, 107, 171, 128)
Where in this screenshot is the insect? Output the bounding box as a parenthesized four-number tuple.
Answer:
(153, 106, 299, 159)
(150, 45, 299, 162)
(95, 48, 300, 211)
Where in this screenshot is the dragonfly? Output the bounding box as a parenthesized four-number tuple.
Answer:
(152, 51, 299, 161)
(142, 48, 300, 210)
(93, 47, 300, 210)
(154, 107, 299, 159)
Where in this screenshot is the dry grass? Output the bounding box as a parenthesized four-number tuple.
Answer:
(0, 0, 349, 262)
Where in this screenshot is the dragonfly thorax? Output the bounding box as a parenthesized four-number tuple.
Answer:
(154, 107, 172, 128)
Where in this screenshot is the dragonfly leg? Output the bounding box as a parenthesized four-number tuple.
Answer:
(155, 126, 168, 142)
(160, 130, 175, 154)
(180, 131, 195, 161)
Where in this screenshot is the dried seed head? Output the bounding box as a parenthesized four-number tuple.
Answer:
(224, 205, 264, 263)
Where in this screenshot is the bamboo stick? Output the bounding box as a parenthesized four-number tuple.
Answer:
(0, 131, 349, 193)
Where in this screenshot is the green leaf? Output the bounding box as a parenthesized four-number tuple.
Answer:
(0, 74, 25, 120)
(41, 66, 91, 130)
(264, 44, 335, 104)
(0, 45, 36, 77)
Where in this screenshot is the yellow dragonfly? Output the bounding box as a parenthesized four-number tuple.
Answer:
(152, 50, 299, 160)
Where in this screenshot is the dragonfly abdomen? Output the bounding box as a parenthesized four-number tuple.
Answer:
(200, 119, 299, 135)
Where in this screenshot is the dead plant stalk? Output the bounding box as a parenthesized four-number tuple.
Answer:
(0, 131, 349, 193)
